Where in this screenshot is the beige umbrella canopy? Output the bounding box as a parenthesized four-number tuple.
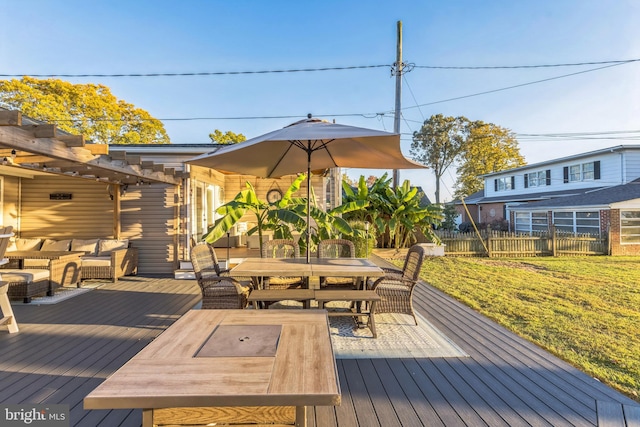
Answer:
(188, 116, 426, 261)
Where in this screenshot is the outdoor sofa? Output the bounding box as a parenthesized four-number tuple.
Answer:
(4, 237, 138, 284)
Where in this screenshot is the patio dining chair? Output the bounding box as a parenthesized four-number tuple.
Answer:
(317, 239, 357, 289)
(190, 243, 252, 309)
(367, 244, 426, 325)
(260, 239, 306, 290)
(190, 241, 230, 278)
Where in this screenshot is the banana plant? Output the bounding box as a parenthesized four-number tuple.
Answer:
(383, 180, 443, 248)
(342, 173, 444, 248)
(203, 176, 307, 253)
(203, 174, 363, 255)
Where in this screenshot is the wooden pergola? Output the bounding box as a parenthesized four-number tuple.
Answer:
(0, 109, 184, 186)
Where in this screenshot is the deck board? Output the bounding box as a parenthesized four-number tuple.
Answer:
(1, 263, 637, 427)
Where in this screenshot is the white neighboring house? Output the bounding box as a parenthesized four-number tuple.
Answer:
(454, 145, 640, 255)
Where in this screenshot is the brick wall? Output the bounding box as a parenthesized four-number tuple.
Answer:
(609, 209, 640, 255)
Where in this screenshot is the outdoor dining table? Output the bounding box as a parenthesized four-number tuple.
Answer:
(230, 257, 384, 289)
(84, 309, 341, 427)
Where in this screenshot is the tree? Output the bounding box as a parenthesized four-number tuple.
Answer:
(411, 114, 469, 203)
(454, 121, 526, 199)
(209, 130, 246, 144)
(0, 77, 169, 144)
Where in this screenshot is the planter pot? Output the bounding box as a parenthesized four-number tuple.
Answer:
(420, 243, 445, 256)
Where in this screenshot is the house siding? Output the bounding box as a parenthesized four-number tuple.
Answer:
(484, 151, 636, 200)
(18, 175, 114, 239)
(2, 175, 19, 230)
(623, 151, 640, 182)
(121, 184, 179, 275)
(9, 174, 180, 274)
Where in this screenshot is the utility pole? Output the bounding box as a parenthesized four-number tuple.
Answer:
(392, 20, 403, 189)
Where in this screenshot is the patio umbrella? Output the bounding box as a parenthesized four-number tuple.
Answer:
(188, 116, 426, 262)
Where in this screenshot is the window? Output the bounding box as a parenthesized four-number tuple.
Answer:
(620, 211, 640, 243)
(563, 161, 600, 183)
(569, 165, 581, 182)
(524, 170, 550, 188)
(514, 211, 548, 234)
(553, 211, 600, 235)
(582, 162, 594, 180)
(494, 176, 514, 192)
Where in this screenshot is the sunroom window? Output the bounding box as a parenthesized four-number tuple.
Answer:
(620, 211, 640, 243)
(553, 211, 600, 235)
(515, 211, 548, 234)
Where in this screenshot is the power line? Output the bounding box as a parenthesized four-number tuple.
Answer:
(3, 58, 639, 78)
(45, 112, 373, 123)
(413, 58, 640, 70)
(6, 60, 638, 128)
(398, 62, 629, 112)
(0, 65, 390, 78)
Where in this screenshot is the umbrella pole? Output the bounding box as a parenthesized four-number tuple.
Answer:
(306, 150, 311, 264)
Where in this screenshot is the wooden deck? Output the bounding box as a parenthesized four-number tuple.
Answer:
(1, 258, 638, 426)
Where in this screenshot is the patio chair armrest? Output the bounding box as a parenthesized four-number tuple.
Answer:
(111, 247, 139, 277)
(368, 273, 416, 291)
(199, 276, 252, 293)
(381, 266, 403, 275)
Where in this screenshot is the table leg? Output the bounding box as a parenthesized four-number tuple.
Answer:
(295, 406, 307, 427)
(368, 301, 378, 338)
(142, 409, 153, 427)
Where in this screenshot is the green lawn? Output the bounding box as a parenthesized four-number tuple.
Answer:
(394, 255, 640, 402)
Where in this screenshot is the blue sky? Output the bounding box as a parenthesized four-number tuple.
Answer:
(2, 0, 640, 201)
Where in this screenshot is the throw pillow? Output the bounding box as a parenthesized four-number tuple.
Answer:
(98, 239, 129, 256)
(15, 238, 43, 251)
(41, 239, 72, 251)
(71, 238, 99, 255)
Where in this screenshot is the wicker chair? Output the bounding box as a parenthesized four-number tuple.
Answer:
(191, 242, 230, 278)
(367, 244, 426, 325)
(190, 243, 251, 309)
(317, 239, 357, 289)
(260, 239, 306, 290)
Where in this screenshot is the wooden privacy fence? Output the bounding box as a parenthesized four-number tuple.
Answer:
(434, 228, 608, 257)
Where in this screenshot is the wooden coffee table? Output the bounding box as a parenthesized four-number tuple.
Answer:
(84, 309, 341, 427)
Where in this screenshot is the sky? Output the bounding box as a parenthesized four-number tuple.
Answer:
(2, 0, 640, 202)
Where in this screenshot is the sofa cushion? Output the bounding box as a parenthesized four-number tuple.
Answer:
(97, 239, 129, 256)
(71, 238, 99, 255)
(1, 269, 50, 283)
(41, 239, 71, 251)
(81, 256, 112, 267)
(9, 238, 42, 252)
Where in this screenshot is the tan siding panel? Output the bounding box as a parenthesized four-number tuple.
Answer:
(2, 175, 20, 229)
(122, 184, 178, 275)
(19, 175, 113, 239)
